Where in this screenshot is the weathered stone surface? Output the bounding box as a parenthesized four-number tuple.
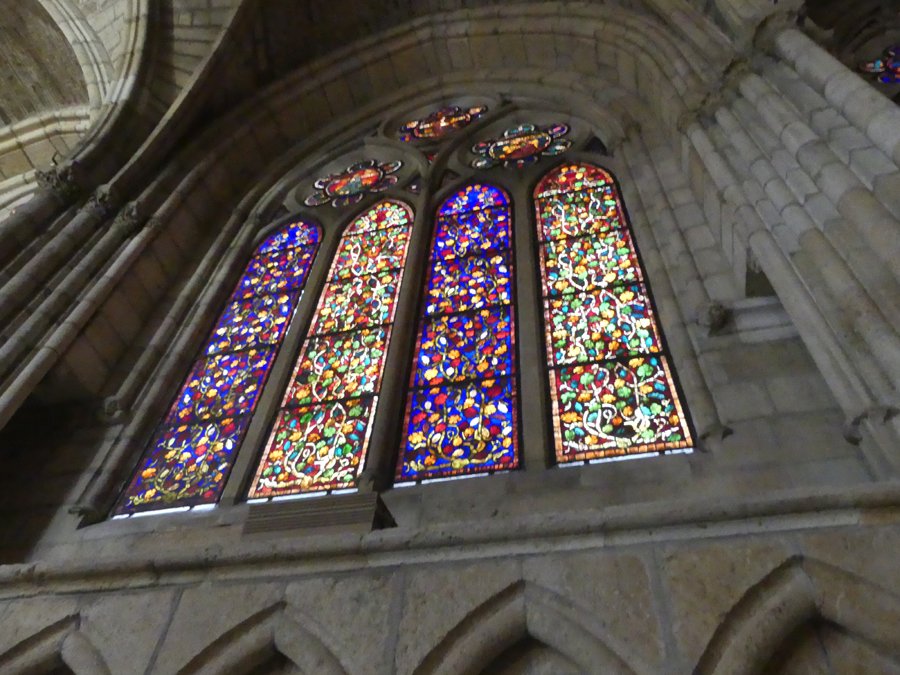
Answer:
(660, 539, 794, 670)
(152, 582, 286, 673)
(79, 590, 176, 675)
(394, 560, 524, 674)
(523, 551, 665, 671)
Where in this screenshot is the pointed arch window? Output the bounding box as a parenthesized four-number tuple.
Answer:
(396, 184, 520, 482)
(248, 200, 414, 497)
(534, 163, 693, 463)
(114, 221, 321, 515)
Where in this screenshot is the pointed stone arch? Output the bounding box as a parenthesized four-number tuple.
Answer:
(178, 602, 348, 675)
(0, 615, 111, 675)
(413, 580, 647, 675)
(695, 556, 900, 675)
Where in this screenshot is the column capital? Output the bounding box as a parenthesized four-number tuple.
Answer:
(677, 59, 751, 132)
(111, 200, 145, 232)
(35, 161, 85, 203)
(83, 184, 122, 220)
(752, 10, 800, 55)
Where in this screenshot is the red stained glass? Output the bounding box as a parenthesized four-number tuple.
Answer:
(249, 201, 413, 498)
(550, 357, 691, 462)
(537, 186, 623, 241)
(544, 284, 663, 367)
(540, 228, 643, 296)
(399, 105, 487, 142)
(333, 227, 410, 279)
(535, 163, 693, 463)
(114, 220, 321, 516)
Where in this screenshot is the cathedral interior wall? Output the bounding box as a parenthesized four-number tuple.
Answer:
(0, 1, 898, 673)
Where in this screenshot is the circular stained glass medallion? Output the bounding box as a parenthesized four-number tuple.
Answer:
(471, 123, 571, 169)
(399, 105, 488, 142)
(305, 159, 403, 208)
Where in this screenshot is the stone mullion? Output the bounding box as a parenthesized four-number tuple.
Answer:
(353, 194, 429, 492)
(511, 179, 551, 471)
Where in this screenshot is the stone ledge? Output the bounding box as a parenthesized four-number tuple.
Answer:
(0, 481, 897, 599)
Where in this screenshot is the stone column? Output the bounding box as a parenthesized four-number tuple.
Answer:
(774, 28, 900, 167)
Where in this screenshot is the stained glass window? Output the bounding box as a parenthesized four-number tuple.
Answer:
(859, 45, 900, 84)
(114, 221, 321, 515)
(471, 123, 570, 169)
(396, 185, 519, 482)
(535, 163, 693, 463)
(248, 201, 413, 497)
(304, 160, 403, 208)
(399, 105, 487, 142)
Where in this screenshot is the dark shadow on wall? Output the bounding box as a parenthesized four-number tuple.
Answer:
(0, 399, 95, 563)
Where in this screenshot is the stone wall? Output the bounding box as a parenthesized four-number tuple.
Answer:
(0, 2, 898, 673)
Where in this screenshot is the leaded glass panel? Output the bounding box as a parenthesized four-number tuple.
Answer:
(248, 201, 413, 497)
(115, 220, 321, 515)
(397, 184, 520, 482)
(535, 163, 693, 463)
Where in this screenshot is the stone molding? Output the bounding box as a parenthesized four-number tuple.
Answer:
(6, 482, 899, 599)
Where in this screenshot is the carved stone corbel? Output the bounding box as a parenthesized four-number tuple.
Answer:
(699, 300, 732, 335)
(752, 10, 801, 55)
(83, 184, 122, 220)
(34, 161, 85, 203)
(110, 201, 144, 233)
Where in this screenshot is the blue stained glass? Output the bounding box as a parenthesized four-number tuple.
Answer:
(258, 222, 321, 253)
(425, 252, 512, 316)
(438, 184, 509, 216)
(398, 184, 519, 482)
(399, 377, 518, 481)
(115, 220, 321, 516)
(414, 307, 514, 388)
(236, 246, 317, 299)
(433, 209, 510, 260)
(205, 292, 297, 356)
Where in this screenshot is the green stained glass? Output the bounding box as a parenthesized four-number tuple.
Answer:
(535, 163, 693, 463)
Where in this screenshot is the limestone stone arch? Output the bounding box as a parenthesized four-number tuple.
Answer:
(412, 580, 648, 675)
(0, 615, 111, 675)
(695, 556, 900, 675)
(177, 602, 348, 675)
